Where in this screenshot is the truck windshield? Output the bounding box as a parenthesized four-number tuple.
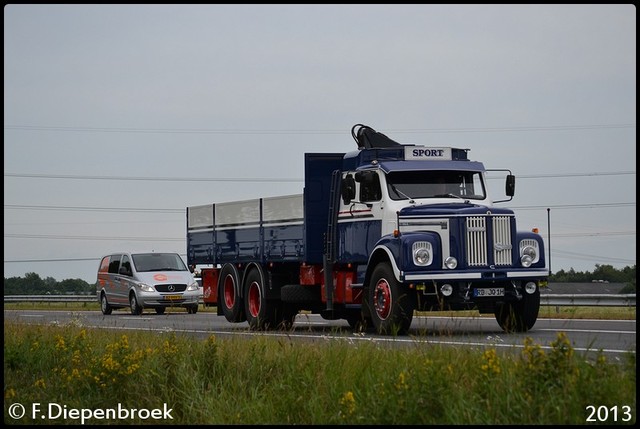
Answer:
(132, 253, 188, 272)
(386, 170, 485, 201)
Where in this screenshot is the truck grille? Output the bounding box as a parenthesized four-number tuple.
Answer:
(466, 216, 512, 267)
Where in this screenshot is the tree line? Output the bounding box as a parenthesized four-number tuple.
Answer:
(3, 264, 636, 295)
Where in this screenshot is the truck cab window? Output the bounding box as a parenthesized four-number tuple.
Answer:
(359, 171, 382, 202)
(386, 170, 485, 200)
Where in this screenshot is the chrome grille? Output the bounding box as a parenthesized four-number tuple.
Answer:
(466, 216, 513, 267)
(466, 217, 487, 266)
(492, 216, 512, 266)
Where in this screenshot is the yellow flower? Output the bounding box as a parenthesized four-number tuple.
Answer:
(395, 370, 409, 391)
(481, 348, 501, 375)
(339, 391, 356, 417)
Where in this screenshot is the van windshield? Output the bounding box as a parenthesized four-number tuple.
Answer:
(132, 253, 188, 272)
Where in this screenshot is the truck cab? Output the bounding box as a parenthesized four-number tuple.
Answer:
(332, 125, 547, 334)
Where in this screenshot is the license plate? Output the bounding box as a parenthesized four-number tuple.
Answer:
(164, 295, 182, 301)
(473, 288, 504, 297)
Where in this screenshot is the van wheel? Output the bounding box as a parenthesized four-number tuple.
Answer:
(155, 307, 166, 315)
(187, 304, 198, 314)
(100, 293, 113, 315)
(130, 293, 143, 315)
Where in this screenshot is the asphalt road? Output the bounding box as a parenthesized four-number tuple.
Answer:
(4, 309, 636, 361)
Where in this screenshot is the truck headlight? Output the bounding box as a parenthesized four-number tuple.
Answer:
(412, 241, 433, 266)
(519, 239, 539, 267)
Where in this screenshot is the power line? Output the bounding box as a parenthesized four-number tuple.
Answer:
(4, 204, 183, 213)
(4, 171, 636, 182)
(511, 202, 636, 210)
(4, 173, 302, 182)
(4, 233, 182, 241)
(4, 123, 635, 134)
(4, 202, 636, 213)
(551, 250, 636, 265)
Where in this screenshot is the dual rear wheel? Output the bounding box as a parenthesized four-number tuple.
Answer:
(218, 264, 296, 330)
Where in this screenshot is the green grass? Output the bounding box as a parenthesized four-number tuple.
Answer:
(4, 321, 636, 425)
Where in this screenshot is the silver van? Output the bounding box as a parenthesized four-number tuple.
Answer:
(96, 252, 200, 315)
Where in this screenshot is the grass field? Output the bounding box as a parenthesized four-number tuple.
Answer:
(3, 320, 636, 425)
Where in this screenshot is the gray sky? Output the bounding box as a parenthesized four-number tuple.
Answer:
(4, 4, 636, 284)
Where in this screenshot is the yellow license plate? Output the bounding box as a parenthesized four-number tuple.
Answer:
(164, 295, 182, 300)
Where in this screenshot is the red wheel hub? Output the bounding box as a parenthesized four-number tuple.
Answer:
(248, 281, 261, 317)
(373, 278, 392, 320)
(224, 275, 235, 309)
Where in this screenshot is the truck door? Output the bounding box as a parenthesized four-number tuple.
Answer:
(337, 170, 385, 263)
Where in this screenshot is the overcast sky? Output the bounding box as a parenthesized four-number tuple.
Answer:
(4, 4, 636, 284)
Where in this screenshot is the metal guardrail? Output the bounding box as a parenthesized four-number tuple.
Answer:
(3, 294, 636, 306)
(541, 294, 635, 307)
(2, 295, 206, 305)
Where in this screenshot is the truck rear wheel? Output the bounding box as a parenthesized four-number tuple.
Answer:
(494, 285, 540, 333)
(368, 263, 415, 335)
(244, 268, 280, 330)
(218, 264, 246, 323)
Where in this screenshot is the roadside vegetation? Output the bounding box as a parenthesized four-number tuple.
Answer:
(4, 320, 636, 425)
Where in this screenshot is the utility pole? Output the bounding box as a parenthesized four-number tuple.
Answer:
(547, 208, 551, 277)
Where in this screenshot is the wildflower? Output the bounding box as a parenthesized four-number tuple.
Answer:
(339, 391, 356, 418)
(395, 370, 409, 391)
(550, 332, 574, 360)
(55, 335, 66, 351)
(481, 348, 501, 375)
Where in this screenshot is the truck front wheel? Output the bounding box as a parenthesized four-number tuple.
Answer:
(494, 284, 540, 333)
(368, 263, 415, 335)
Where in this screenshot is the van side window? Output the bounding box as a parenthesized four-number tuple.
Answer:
(98, 256, 110, 273)
(120, 255, 132, 276)
(108, 254, 122, 274)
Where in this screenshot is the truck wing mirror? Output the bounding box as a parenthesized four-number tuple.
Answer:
(505, 174, 515, 197)
(341, 174, 356, 205)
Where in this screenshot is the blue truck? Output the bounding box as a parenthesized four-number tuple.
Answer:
(186, 124, 548, 335)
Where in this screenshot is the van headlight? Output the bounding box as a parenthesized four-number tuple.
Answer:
(187, 281, 199, 291)
(519, 239, 539, 267)
(139, 283, 154, 292)
(412, 241, 433, 266)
